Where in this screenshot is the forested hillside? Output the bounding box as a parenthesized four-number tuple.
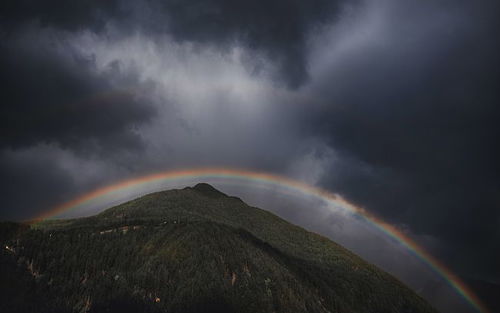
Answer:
(0, 184, 437, 313)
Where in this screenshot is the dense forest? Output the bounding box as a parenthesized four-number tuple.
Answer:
(0, 184, 437, 313)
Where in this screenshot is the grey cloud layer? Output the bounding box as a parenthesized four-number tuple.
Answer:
(0, 28, 155, 152)
(301, 0, 500, 280)
(1, 0, 345, 87)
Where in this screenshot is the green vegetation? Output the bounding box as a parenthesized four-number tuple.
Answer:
(0, 183, 437, 313)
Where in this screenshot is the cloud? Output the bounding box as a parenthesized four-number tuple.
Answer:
(0, 0, 122, 32)
(0, 145, 76, 220)
(298, 0, 500, 281)
(1, 0, 347, 88)
(153, 0, 345, 87)
(0, 26, 155, 153)
(0, 143, 147, 220)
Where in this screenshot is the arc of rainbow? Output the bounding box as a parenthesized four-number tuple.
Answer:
(33, 167, 488, 313)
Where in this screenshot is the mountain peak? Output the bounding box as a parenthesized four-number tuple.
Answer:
(192, 183, 227, 198)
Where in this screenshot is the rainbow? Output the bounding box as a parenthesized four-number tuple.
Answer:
(33, 168, 488, 313)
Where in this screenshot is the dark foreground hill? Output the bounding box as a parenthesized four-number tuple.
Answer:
(0, 184, 437, 313)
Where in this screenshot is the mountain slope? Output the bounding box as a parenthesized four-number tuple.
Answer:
(0, 184, 437, 313)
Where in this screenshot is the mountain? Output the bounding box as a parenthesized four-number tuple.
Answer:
(0, 183, 437, 313)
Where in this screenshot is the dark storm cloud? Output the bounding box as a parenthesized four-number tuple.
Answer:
(1, 0, 347, 88)
(0, 0, 122, 32)
(302, 0, 500, 280)
(156, 0, 345, 87)
(0, 3, 156, 220)
(0, 30, 155, 153)
(0, 0, 349, 220)
(0, 147, 76, 220)
(0, 0, 347, 176)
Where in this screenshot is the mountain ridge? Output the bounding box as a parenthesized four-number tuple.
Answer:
(0, 184, 437, 313)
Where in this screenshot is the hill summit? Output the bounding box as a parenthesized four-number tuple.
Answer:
(0, 184, 436, 313)
(190, 182, 229, 197)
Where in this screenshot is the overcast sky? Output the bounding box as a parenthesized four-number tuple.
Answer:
(1, 0, 499, 312)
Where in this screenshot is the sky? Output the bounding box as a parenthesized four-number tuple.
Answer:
(1, 0, 499, 311)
